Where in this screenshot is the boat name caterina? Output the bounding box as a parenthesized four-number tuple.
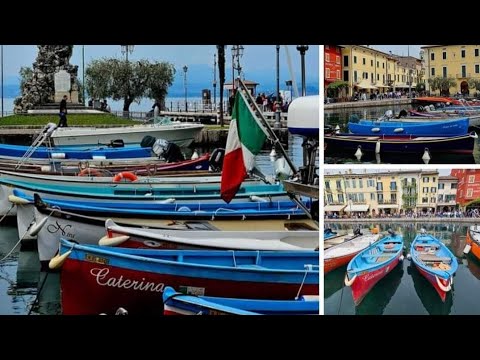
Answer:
(90, 268, 166, 292)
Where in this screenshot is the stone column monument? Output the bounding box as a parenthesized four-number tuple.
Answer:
(14, 45, 80, 113)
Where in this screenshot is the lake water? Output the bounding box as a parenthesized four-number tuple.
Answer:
(0, 133, 317, 315)
(324, 222, 480, 315)
(325, 105, 480, 164)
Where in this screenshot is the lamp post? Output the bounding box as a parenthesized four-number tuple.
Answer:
(120, 45, 134, 117)
(275, 45, 281, 128)
(183, 65, 188, 112)
(1, 45, 3, 118)
(231, 45, 244, 91)
(296, 45, 309, 96)
(213, 53, 217, 110)
(82, 45, 85, 106)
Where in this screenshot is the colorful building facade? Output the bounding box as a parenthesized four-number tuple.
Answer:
(451, 169, 480, 207)
(324, 45, 343, 94)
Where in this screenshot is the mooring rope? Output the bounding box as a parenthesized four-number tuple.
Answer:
(0, 219, 37, 262)
(0, 203, 14, 225)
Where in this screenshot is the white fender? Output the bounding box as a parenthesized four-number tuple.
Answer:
(354, 147, 363, 160)
(435, 275, 451, 293)
(28, 217, 49, 237)
(399, 255, 405, 262)
(375, 140, 381, 154)
(344, 274, 356, 287)
(8, 195, 30, 205)
(463, 244, 472, 254)
(371, 128, 380, 132)
(191, 150, 199, 160)
(99, 235, 130, 247)
(48, 250, 72, 270)
(51, 153, 66, 159)
(250, 195, 268, 203)
(406, 253, 412, 260)
(393, 128, 404, 133)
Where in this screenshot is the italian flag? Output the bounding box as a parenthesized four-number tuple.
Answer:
(221, 91, 268, 203)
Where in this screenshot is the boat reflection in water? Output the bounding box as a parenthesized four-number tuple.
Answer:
(407, 262, 453, 315)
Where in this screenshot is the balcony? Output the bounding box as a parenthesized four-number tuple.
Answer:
(437, 200, 457, 206)
(378, 200, 398, 205)
(389, 188, 398, 192)
(456, 73, 471, 79)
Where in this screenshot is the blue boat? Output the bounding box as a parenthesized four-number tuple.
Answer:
(12, 189, 310, 220)
(409, 230, 458, 302)
(325, 132, 477, 156)
(55, 238, 319, 315)
(348, 117, 469, 136)
(324, 228, 337, 239)
(0, 143, 154, 161)
(345, 230, 404, 306)
(162, 286, 319, 315)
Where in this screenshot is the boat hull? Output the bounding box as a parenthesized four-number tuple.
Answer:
(466, 230, 480, 261)
(324, 252, 357, 274)
(413, 263, 450, 302)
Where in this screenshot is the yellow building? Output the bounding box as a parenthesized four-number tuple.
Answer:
(416, 171, 439, 213)
(324, 173, 347, 215)
(422, 45, 480, 95)
(341, 45, 420, 97)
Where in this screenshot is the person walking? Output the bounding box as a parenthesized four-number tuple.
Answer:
(58, 95, 68, 127)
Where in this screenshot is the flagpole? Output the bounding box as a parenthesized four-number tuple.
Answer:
(237, 77, 299, 176)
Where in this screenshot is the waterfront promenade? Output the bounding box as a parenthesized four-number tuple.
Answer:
(324, 98, 412, 110)
(325, 217, 480, 223)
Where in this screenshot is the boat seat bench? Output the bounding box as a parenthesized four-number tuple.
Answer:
(418, 254, 452, 263)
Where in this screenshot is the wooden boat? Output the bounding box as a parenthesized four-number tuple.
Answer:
(53, 238, 319, 315)
(100, 219, 318, 251)
(324, 132, 477, 155)
(464, 225, 480, 261)
(324, 228, 337, 239)
(162, 286, 319, 315)
(324, 232, 380, 274)
(348, 117, 469, 136)
(13, 195, 318, 266)
(344, 230, 404, 306)
(409, 231, 457, 302)
(49, 120, 204, 149)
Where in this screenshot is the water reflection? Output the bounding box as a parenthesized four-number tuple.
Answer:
(324, 222, 480, 315)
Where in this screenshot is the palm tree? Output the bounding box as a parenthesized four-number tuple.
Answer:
(217, 45, 225, 127)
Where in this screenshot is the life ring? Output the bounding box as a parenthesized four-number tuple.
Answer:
(113, 171, 138, 182)
(77, 168, 104, 177)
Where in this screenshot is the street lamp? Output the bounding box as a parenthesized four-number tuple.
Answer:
(120, 45, 134, 118)
(183, 65, 188, 112)
(82, 45, 85, 106)
(296, 45, 309, 96)
(275, 45, 281, 128)
(1, 45, 3, 118)
(213, 53, 217, 110)
(231, 45, 244, 90)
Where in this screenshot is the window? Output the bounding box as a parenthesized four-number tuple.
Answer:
(431, 68, 435, 76)
(383, 75, 385, 83)
(422, 197, 428, 203)
(343, 70, 349, 81)
(469, 175, 475, 183)
(438, 183, 445, 190)
(377, 74, 379, 81)
(476, 64, 480, 74)
(358, 193, 365, 202)
(431, 197, 436, 203)
(326, 68, 331, 78)
(343, 55, 349, 67)
(327, 194, 333, 203)
(338, 194, 344, 203)
(391, 193, 397, 202)
(476, 49, 479, 57)
(423, 187, 429, 193)
(336, 55, 340, 64)
(443, 52, 447, 60)
(325, 181, 330, 189)
(377, 182, 383, 191)
(462, 49, 466, 58)
(354, 71, 358, 82)
(325, 53, 330, 62)
(371, 73, 374, 82)
(446, 195, 456, 202)
(337, 70, 340, 79)
(377, 61, 379, 67)
(423, 177, 429, 182)
(443, 67, 447, 78)
(431, 187, 436, 193)
(467, 189, 474, 198)
(462, 65, 467, 78)
(352, 179, 356, 188)
(359, 180, 363, 188)
(370, 193, 375, 201)
(336, 180, 342, 189)
(382, 62, 385, 69)
(451, 183, 458, 189)
(363, 58, 365, 65)
(431, 53, 435, 61)
(367, 179, 374, 187)
(438, 195, 444, 202)
(345, 180, 350, 188)
(390, 182, 397, 191)
(371, 59, 373, 66)
(354, 56, 357, 64)
(432, 177, 436, 182)
(378, 194, 384, 202)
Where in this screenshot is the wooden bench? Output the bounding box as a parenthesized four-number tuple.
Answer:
(418, 254, 451, 263)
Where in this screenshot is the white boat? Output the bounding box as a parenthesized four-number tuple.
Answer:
(50, 120, 204, 148)
(100, 219, 318, 250)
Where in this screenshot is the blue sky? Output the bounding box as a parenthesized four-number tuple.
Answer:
(367, 45, 423, 58)
(1, 45, 319, 96)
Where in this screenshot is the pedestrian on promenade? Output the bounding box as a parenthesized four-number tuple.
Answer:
(58, 95, 68, 127)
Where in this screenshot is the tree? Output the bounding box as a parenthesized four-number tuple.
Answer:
(19, 66, 33, 91)
(217, 45, 226, 127)
(428, 76, 456, 96)
(85, 58, 175, 112)
(326, 80, 349, 99)
(468, 78, 480, 94)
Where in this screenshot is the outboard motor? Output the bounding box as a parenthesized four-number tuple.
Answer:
(384, 110, 393, 119)
(140, 135, 157, 148)
(163, 142, 184, 163)
(397, 109, 408, 118)
(109, 139, 125, 148)
(152, 138, 169, 157)
(209, 148, 225, 172)
(387, 228, 396, 236)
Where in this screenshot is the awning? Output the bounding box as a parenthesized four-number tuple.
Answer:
(355, 80, 378, 90)
(344, 204, 370, 212)
(378, 204, 398, 209)
(376, 84, 390, 88)
(324, 204, 346, 212)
